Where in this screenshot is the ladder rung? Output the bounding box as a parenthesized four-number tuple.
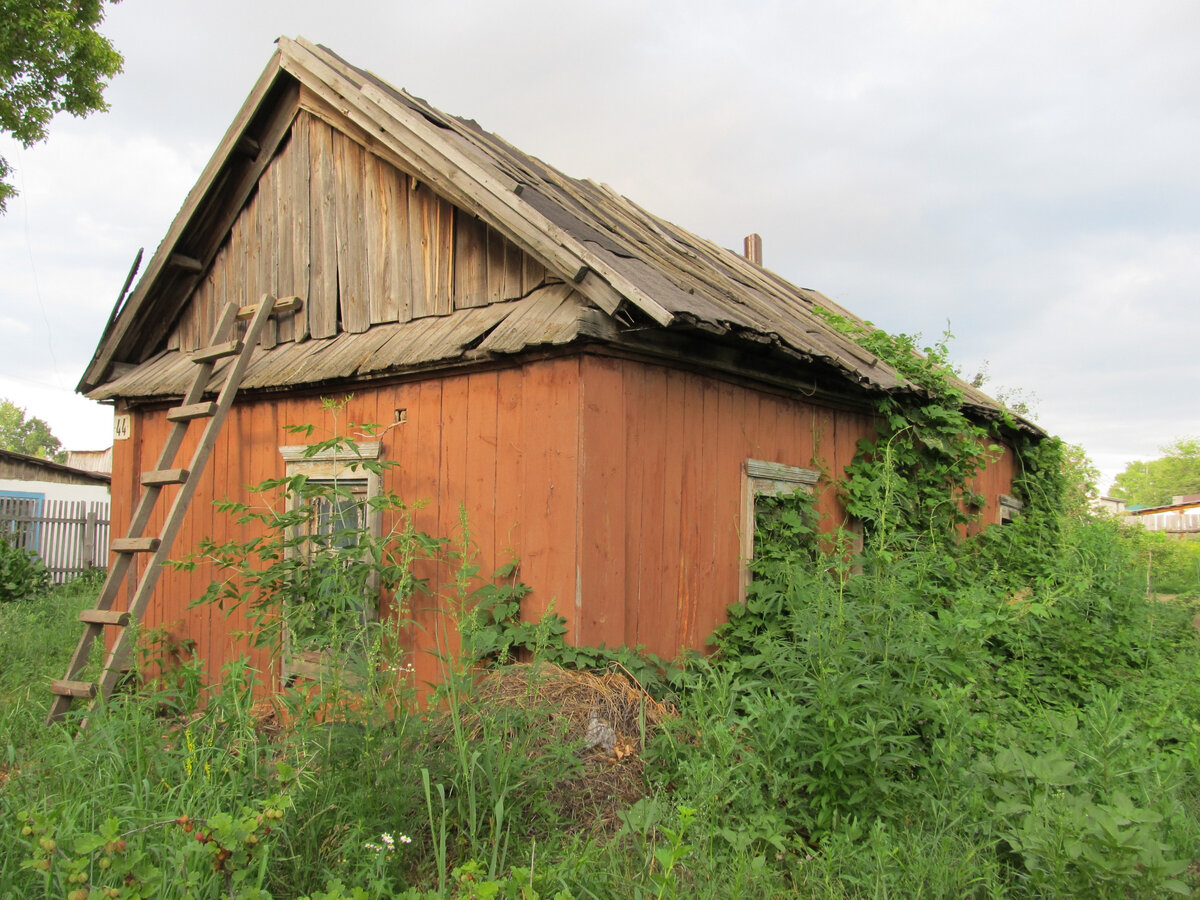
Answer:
(191, 340, 243, 363)
(80, 609, 130, 627)
(50, 680, 97, 699)
(111, 537, 161, 553)
(235, 295, 302, 320)
(142, 468, 189, 486)
(167, 401, 217, 421)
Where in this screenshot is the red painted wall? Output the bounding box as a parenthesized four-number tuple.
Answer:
(107, 351, 1018, 690)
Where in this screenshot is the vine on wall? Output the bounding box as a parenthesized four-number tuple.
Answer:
(814, 309, 1060, 556)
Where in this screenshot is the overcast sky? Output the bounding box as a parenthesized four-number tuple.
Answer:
(0, 1, 1196, 491)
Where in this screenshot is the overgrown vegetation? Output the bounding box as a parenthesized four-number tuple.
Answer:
(3, 355, 1200, 896)
(0, 532, 51, 603)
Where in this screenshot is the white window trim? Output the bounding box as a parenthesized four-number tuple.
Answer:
(279, 441, 384, 682)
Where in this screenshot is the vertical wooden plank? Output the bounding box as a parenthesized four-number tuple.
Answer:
(629, 364, 667, 650)
(619, 362, 644, 648)
(407, 379, 444, 693)
(274, 140, 296, 344)
(493, 366, 524, 591)
(694, 375, 723, 648)
(437, 375, 470, 611)
(653, 369, 685, 658)
(577, 356, 626, 649)
(714, 379, 745, 612)
(486, 227, 506, 305)
(431, 197, 454, 315)
(224, 218, 241, 315)
(453, 213, 489, 309)
(290, 113, 311, 341)
(175, 287, 191, 352)
(193, 279, 207, 351)
(502, 237, 523, 299)
(465, 372, 499, 587)
(309, 119, 339, 339)
(522, 253, 547, 295)
(205, 246, 225, 347)
(811, 405, 839, 526)
(676, 372, 704, 651)
(258, 161, 279, 349)
(197, 270, 212, 354)
(334, 133, 370, 334)
(180, 278, 198, 353)
(408, 182, 431, 318)
(363, 153, 395, 325)
(246, 190, 262, 320)
(384, 165, 413, 323)
(520, 358, 579, 634)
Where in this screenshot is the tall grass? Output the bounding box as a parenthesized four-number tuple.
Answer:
(2, 516, 1199, 898)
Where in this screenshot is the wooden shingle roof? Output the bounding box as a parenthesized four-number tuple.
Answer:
(82, 36, 1020, 425)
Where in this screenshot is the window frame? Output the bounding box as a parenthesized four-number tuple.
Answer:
(740, 459, 821, 598)
(998, 493, 1024, 525)
(278, 441, 383, 682)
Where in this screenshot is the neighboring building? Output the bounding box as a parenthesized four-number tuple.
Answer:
(78, 38, 1034, 690)
(1125, 496, 1200, 537)
(0, 448, 111, 581)
(65, 447, 114, 476)
(1093, 496, 1128, 516)
(0, 448, 111, 508)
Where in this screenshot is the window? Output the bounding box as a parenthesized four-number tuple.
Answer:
(740, 459, 820, 596)
(279, 441, 382, 681)
(998, 493, 1024, 525)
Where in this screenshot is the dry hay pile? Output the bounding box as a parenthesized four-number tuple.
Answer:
(468, 662, 675, 833)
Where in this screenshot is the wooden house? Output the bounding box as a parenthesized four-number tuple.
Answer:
(79, 37, 1028, 690)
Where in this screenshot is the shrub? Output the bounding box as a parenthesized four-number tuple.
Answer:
(0, 533, 51, 602)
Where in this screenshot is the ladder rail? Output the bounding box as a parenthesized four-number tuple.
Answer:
(92, 296, 278, 704)
(47, 295, 291, 727)
(44, 301, 240, 725)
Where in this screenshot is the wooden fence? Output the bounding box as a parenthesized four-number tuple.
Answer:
(0, 496, 110, 583)
(1128, 511, 1200, 536)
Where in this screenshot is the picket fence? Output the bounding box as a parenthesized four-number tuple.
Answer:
(0, 496, 111, 583)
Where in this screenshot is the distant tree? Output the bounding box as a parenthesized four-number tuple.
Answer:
(0, 0, 123, 212)
(1110, 437, 1200, 508)
(1061, 442, 1099, 517)
(0, 398, 65, 461)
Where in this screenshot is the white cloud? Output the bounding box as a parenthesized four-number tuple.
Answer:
(0, 0, 1196, 478)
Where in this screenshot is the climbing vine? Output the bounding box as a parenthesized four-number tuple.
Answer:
(814, 309, 1011, 552)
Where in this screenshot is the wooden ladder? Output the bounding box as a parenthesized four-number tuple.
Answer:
(47, 295, 298, 726)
